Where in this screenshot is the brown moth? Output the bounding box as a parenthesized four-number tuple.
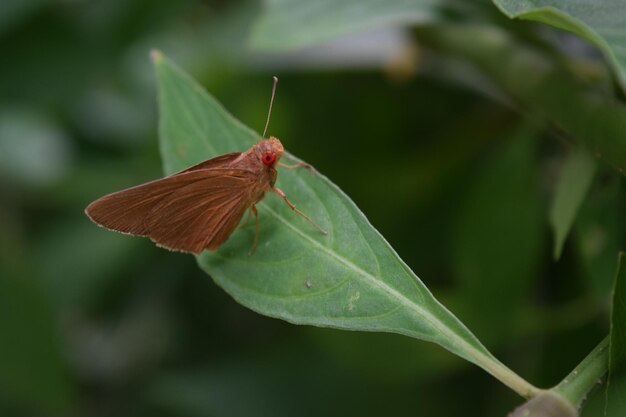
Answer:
(85, 77, 326, 255)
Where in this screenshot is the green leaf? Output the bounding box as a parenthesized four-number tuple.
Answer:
(607, 253, 626, 415)
(250, 0, 447, 51)
(575, 173, 623, 297)
(492, 0, 626, 92)
(153, 50, 537, 398)
(453, 125, 543, 342)
(549, 147, 597, 261)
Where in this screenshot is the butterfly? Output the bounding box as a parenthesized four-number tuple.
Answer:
(85, 77, 326, 255)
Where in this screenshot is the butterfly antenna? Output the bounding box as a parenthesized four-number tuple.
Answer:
(262, 76, 278, 139)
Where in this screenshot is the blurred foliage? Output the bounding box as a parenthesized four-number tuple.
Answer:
(0, 0, 624, 416)
(493, 0, 626, 91)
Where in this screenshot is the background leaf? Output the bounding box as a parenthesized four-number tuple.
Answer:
(492, 0, 626, 92)
(154, 50, 536, 397)
(251, 0, 447, 51)
(576, 173, 625, 298)
(452, 125, 543, 343)
(549, 147, 597, 260)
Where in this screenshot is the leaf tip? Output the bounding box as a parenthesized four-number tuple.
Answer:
(553, 241, 564, 262)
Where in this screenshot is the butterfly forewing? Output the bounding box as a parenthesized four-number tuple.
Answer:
(85, 169, 223, 236)
(178, 152, 241, 174)
(85, 151, 260, 253)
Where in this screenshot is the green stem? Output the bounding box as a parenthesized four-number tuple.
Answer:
(477, 354, 541, 398)
(555, 336, 609, 407)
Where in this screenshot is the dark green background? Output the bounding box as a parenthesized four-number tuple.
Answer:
(0, 1, 622, 416)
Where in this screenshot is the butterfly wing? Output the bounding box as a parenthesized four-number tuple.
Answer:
(86, 170, 212, 235)
(86, 168, 257, 253)
(86, 148, 263, 253)
(144, 169, 257, 253)
(177, 152, 241, 174)
(85, 152, 244, 236)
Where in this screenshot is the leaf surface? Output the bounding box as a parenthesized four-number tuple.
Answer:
(153, 50, 534, 396)
(454, 126, 543, 342)
(549, 147, 596, 260)
(251, 0, 451, 51)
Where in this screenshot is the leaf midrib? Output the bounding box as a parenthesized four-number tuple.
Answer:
(259, 194, 486, 357)
(256, 195, 539, 395)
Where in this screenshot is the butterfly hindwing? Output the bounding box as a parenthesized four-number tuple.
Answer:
(144, 169, 257, 253)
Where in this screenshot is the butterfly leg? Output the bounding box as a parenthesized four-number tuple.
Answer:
(248, 204, 260, 256)
(273, 187, 327, 234)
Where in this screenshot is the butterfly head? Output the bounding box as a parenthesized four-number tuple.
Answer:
(259, 136, 283, 167)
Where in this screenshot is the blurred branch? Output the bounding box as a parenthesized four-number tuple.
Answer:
(555, 336, 609, 407)
(508, 337, 608, 416)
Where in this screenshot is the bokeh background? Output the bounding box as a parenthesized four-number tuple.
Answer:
(1, 1, 624, 416)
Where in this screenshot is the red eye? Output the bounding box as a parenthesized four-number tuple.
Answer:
(262, 152, 275, 166)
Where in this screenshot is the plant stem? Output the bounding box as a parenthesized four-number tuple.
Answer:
(555, 336, 609, 408)
(475, 353, 541, 398)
